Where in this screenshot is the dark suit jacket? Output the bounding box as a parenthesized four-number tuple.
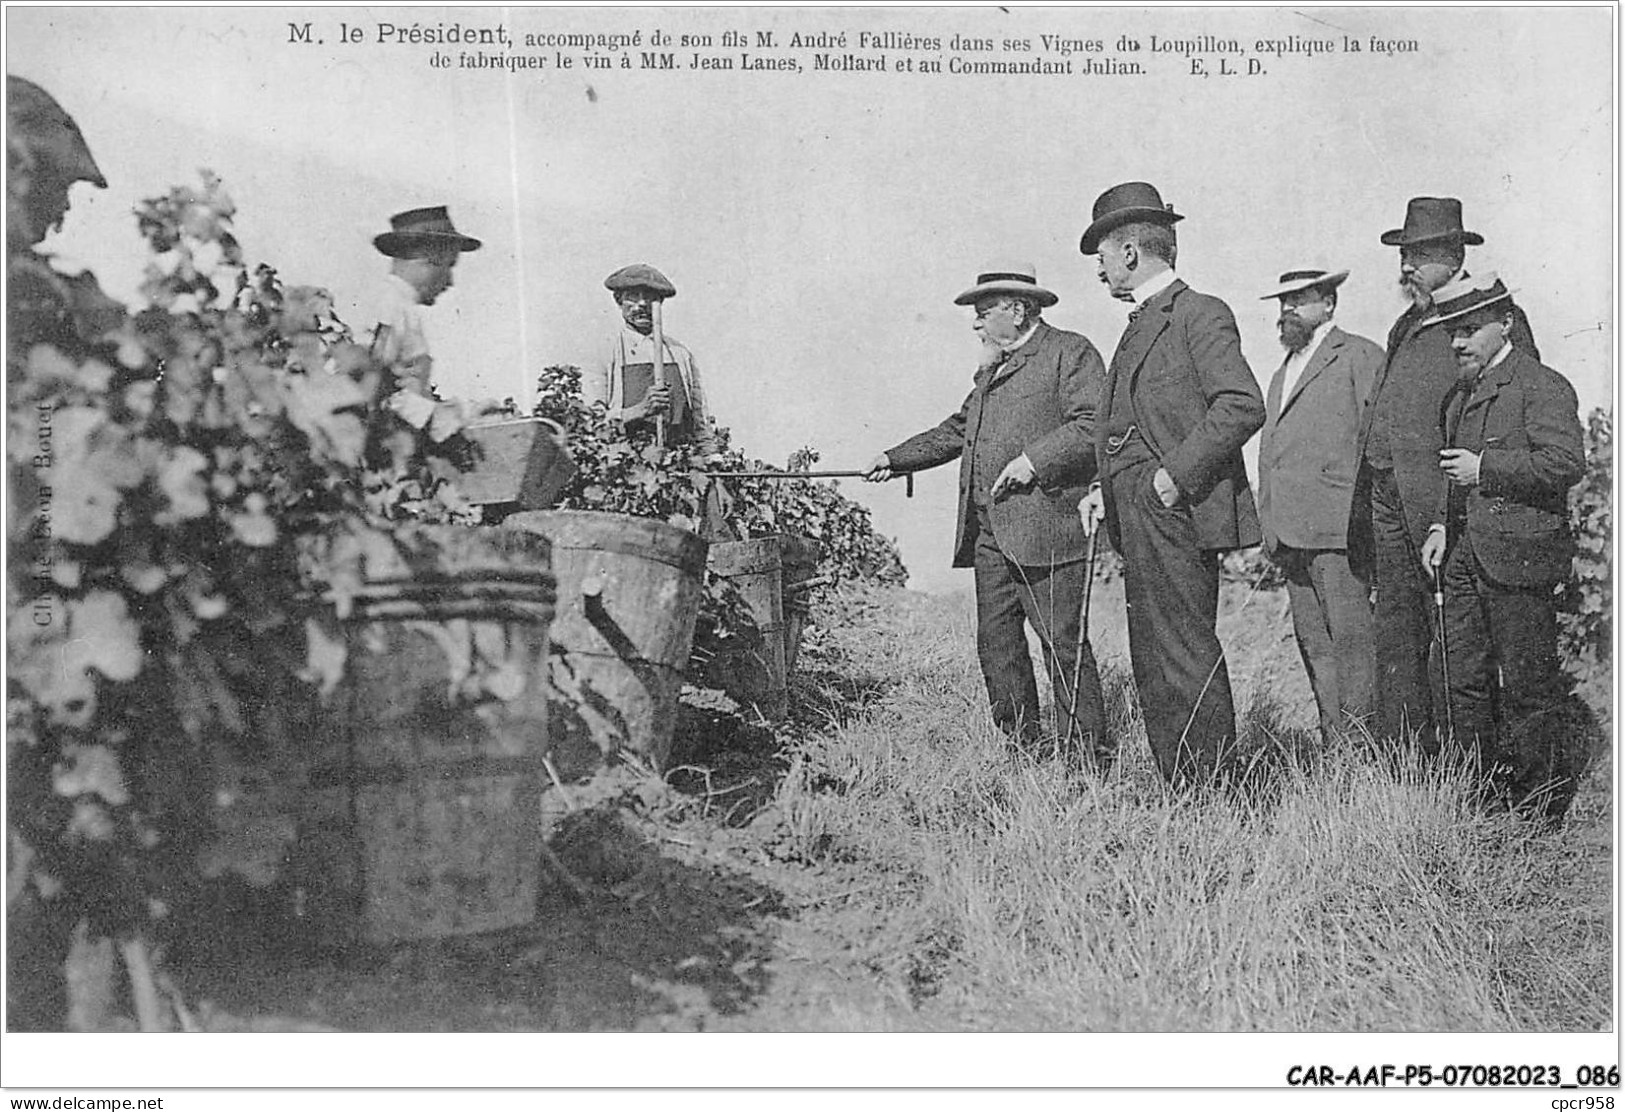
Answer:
(1097, 278, 1265, 552)
(1350, 285, 1539, 553)
(885, 321, 1103, 568)
(1258, 325, 1382, 553)
(1439, 346, 1583, 587)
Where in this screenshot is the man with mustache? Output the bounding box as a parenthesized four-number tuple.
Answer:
(1255, 268, 1381, 743)
(596, 263, 716, 453)
(1417, 274, 1584, 820)
(1350, 198, 1539, 751)
(1080, 182, 1265, 785)
(865, 262, 1107, 763)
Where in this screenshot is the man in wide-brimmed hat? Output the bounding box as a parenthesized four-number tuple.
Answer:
(595, 263, 715, 453)
(363, 205, 482, 402)
(1080, 181, 1265, 786)
(1256, 267, 1382, 743)
(866, 262, 1107, 763)
(1416, 273, 1585, 821)
(1351, 198, 1539, 752)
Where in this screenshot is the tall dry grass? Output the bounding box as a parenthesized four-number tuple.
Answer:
(776, 587, 1612, 1031)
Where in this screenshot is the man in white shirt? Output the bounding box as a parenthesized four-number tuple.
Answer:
(362, 206, 482, 412)
(1255, 268, 1382, 742)
(595, 263, 716, 453)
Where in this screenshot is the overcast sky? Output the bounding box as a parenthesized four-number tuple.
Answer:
(13, 5, 1614, 596)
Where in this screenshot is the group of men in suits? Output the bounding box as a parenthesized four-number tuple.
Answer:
(869, 184, 1588, 821)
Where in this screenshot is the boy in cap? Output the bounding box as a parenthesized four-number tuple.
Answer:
(1418, 274, 1587, 820)
(597, 263, 716, 453)
(1256, 267, 1381, 742)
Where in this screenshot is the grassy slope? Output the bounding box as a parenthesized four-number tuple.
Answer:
(761, 580, 1614, 1032)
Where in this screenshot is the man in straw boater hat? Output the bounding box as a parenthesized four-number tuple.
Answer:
(1255, 266, 1382, 743)
(1416, 273, 1589, 822)
(1351, 198, 1540, 753)
(1080, 181, 1265, 786)
(865, 262, 1108, 764)
(363, 205, 482, 417)
(595, 263, 717, 454)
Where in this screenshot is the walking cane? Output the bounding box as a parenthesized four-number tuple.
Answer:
(651, 298, 667, 449)
(1064, 527, 1100, 750)
(1431, 561, 1456, 743)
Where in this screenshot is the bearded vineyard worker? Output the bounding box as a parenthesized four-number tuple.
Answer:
(594, 263, 718, 453)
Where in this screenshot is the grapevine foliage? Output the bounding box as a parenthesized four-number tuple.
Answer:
(6, 171, 489, 955)
(1558, 407, 1611, 672)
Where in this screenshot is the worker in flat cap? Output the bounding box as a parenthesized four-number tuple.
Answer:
(1417, 274, 1587, 822)
(1351, 198, 1541, 753)
(865, 261, 1107, 765)
(1081, 181, 1265, 786)
(360, 205, 482, 417)
(595, 263, 717, 453)
(1256, 268, 1381, 743)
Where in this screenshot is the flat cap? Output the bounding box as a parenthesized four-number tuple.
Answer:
(605, 263, 676, 299)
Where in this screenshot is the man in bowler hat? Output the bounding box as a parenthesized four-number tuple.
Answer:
(364, 205, 483, 407)
(1256, 267, 1381, 742)
(1418, 274, 1585, 820)
(1081, 182, 1265, 785)
(1351, 198, 1539, 750)
(865, 262, 1107, 761)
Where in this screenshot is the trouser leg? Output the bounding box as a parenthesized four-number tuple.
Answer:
(1314, 548, 1377, 737)
(1440, 535, 1496, 765)
(1112, 462, 1234, 785)
(1369, 468, 1438, 749)
(1479, 556, 1571, 810)
(973, 522, 1041, 744)
(1012, 555, 1107, 764)
(1283, 547, 1340, 742)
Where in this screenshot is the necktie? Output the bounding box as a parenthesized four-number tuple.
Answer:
(1127, 304, 1144, 326)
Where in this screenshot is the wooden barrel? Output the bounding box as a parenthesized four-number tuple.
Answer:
(506, 510, 707, 773)
(705, 537, 790, 719)
(299, 525, 555, 945)
(779, 535, 822, 676)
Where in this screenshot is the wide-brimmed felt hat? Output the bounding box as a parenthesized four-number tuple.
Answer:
(605, 263, 676, 299)
(1423, 271, 1515, 328)
(1380, 197, 1484, 247)
(1259, 268, 1350, 301)
(373, 206, 482, 258)
(1079, 181, 1183, 254)
(8, 75, 106, 188)
(953, 261, 1058, 307)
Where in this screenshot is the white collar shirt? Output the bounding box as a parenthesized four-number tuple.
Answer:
(1131, 268, 1179, 307)
(1277, 318, 1334, 406)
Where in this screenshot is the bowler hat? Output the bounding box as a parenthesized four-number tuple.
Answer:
(1259, 268, 1350, 300)
(1380, 197, 1484, 247)
(605, 263, 676, 299)
(1079, 181, 1183, 254)
(1423, 271, 1515, 328)
(7, 75, 105, 188)
(373, 206, 483, 258)
(953, 260, 1058, 307)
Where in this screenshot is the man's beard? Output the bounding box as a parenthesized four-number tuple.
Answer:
(1399, 275, 1433, 310)
(1277, 315, 1315, 353)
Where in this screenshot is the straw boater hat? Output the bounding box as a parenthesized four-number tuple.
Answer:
(1380, 197, 1484, 247)
(1258, 268, 1350, 301)
(1423, 272, 1515, 328)
(953, 261, 1058, 307)
(604, 263, 677, 299)
(373, 206, 482, 258)
(1078, 181, 1184, 255)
